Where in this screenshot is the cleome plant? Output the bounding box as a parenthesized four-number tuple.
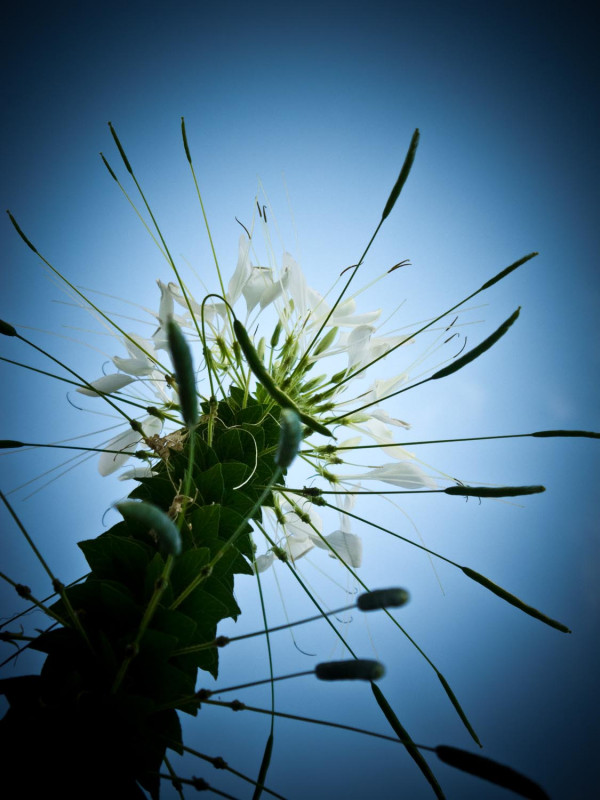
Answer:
(0, 121, 597, 799)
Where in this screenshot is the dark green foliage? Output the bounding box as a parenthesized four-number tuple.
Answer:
(0, 392, 283, 797)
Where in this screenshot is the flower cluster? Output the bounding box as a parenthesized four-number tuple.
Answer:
(78, 221, 440, 576)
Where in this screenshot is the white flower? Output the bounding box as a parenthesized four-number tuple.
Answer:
(340, 462, 437, 490)
(77, 373, 135, 396)
(98, 415, 162, 476)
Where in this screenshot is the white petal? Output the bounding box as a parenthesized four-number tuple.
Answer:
(357, 463, 437, 489)
(98, 416, 162, 476)
(141, 415, 163, 439)
(118, 465, 157, 481)
(370, 407, 411, 430)
(283, 533, 314, 562)
(324, 530, 363, 568)
(281, 503, 323, 539)
(254, 552, 275, 573)
(242, 267, 277, 313)
(157, 280, 175, 324)
(227, 234, 252, 306)
(112, 356, 154, 376)
(123, 332, 155, 360)
(283, 252, 308, 319)
(98, 427, 142, 476)
(77, 374, 135, 397)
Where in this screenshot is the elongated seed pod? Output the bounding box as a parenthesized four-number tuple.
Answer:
(445, 485, 545, 498)
(270, 320, 282, 348)
(315, 659, 385, 681)
(461, 566, 571, 633)
(108, 121, 133, 174)
(313, 326, 338, 356)
(432, 307, 520, 380)
(532, 429, 600, 439)
(117, 501, 181, 556)
(435, 746, 549, 800)
(0, 440, 24, 448)
(233, 318, 334, 438)
(356, 588, 410, 611)
(167, 317, 198, 427)
(381, 129, 420, 221)
(479, 252, 538, 292)
(275, 409, 303, 468)
(181, 116, 192, 164)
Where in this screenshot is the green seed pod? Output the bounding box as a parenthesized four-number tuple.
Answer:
(300, 375, 327, 394)
(116, 500, 182, 557)
(356, 588, 410, 611)
(432, 308, 520, 380)
(445, 485, 545, 498)
(0, 320, 17, 337)
(435, 746, 550, 800)
(313, 326, 338, 356)
(257, 336, 266, 362)
(381, 129, 420, 221)
(100, 153, 119, 182)
(167, 317, 198, 427)
(108, 121, 133, 175)
(461, 566, 570, 633)
(234, 318, 334, 438)
(315, 659, 385, 681)
(7, 211, 39, 253)
(181, 116, 192, 165)
(532, 429, 600, 439)
(275, 408, 303, 468)
(479, 252, 538, 293)
(270, 320, 282, 348)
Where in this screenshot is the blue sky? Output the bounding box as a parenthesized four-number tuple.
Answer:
(1, 2, 599, 798)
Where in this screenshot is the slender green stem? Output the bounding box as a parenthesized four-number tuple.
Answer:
(0, 570, 68, 627)
(181, 118, 229, 312)
(170, 742, 288, 800)
(108, 123, 207, 362)
(7, 210, 170, 375)
(173, 599, 362, 655)
(201, 697, 429, 749)
(0, 441, 154, 458)
(277, 488, 480, 744)
(13, 332, 135, 424)
(0, 490, 92, 647)
(163, 756, 186, 800)
(252, 560, 276, 800)
(100, 152, 170, 262)
(254, 520, 359, 659)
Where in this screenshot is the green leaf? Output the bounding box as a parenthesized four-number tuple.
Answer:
(170, 548, 211, 597)
(78, 534, 151, 587)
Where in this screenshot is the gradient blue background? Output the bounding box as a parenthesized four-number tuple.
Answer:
(1, 2, 598, 798)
